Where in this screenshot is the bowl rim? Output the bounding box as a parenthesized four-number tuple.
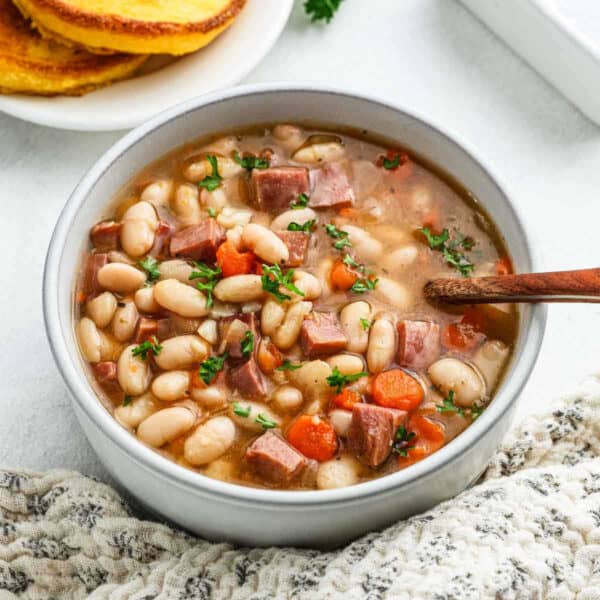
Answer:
(43, 82, 547, 506)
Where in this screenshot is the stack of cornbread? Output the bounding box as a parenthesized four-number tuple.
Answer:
(0, 0, 246, 96)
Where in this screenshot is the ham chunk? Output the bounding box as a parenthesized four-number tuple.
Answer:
(170, 221, 225, 261)
(219, 313, 259, 360)
(251, 167, 310, 214)
(150, 220, 173, 258)
(227, 358, 266, 398)
(309, 163, 355, 209)
(348, 403, 407, 468)
(92, 361, 117, 387)
(300, 312, 347, 357)
(277, 231, 309, 267)
(81, 253, 108, 298)
(246, 431, 307, 483)
(133, 317, 171, 343)
(397, 320, 440, 370)
(90, 221, 121, 251)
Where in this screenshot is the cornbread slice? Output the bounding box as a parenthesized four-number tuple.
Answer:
(0, 0, 146, 96)
(13, 0, 247, 56)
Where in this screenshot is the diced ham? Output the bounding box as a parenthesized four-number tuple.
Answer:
(245, 431, 307, 483)
(300, 312, 347, 357)
(348, 403, 407, 468)
(170, 221, 225, 261)
(227, 358, 266, 398)
(219, 313, 259, 360)
(397, 320, 440, 370)
(251, 167, 310, 214)
(90, 221, 121, 251)
(82, 253, 108, 298)
(309, 163, 355, 209)
(133, 317, 171, 343)
(277, 231, 309, 267)
(92, 361, 117, 387)
(150, 220, 173, 258)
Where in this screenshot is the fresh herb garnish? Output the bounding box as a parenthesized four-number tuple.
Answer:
(419, 227, 475, 277)
(199, 353, 228, 385)
(241, 331, 254, 359)
(291, 193, 309, 209)
(261, 264, 305, 302)
(189, 262, 222, 308)
(420, 227, 449, 249)
(234, 151, 270, 171)
(276, 360, 303, 372)
(255, 414, 277, 429)
(470, 405, 484, 420)
(138, 256, 160, 283)
(360, 317, 372, 331)
(123, 395, 133, 407)
(442, 246, 475, 277)
(287, 220, 316, 233)
(383, 154, 401, 170)
(207, 207, 217, 218)
(131, 336, 162, 360)
(233, 402, 251, 418)
(436, 390, 465, 416)
(326, 366, 369, 394)
(325, 223, 352, 250)
(350, 278, 378, 294)
(304, 0, 344, 23)
(392, 425, 416, 456)
(198, 155, 222, 192)
(342, 253, 364, 271)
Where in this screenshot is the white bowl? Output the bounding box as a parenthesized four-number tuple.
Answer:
(43, 84, 546, 548)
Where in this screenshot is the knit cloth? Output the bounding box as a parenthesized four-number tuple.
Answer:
(2, 375, 600, 599)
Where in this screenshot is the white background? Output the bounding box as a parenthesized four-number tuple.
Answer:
(1, 0, 600, 481)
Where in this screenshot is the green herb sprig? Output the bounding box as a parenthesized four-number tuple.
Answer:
(198, 155, 222, 192)
(435, 390, 465, 416)
(138, 256, 160, 283)
(304, 0, 344, 23)
(291, 193, 309, 209)
(241, 331, 254, 359)
(233, 402, 251, 418)
(255, 414, 277, 430)
(325, 223, 352, 250)
(326, 366, 368, 394)
(392, 426, 416, 456)
(287, 220, 316, 233)
(189, 262, 222, 308)
(199, 353, 228, 385)
(419, 227, 475, 277)
(234, 151, 270, 171)
(276, 360, 303, 372)
(360, 317, 372, 331)
(261, 264, 304, 302)
(131, 336, 162, 360)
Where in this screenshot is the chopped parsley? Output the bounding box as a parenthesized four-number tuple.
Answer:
(241, 331, 254, 359)
(123, 395, 133, 407)
(435, 390, 465, 416)
(350, 277, 378, 294)
(419, 227, 475, 277)
(199, 353, 228, 385)
(261, 264, 304, 302)
(198, 155, 222, 192)
(392, 425, 416, 456)
(291, 193, 309, 209)
(342, 253, 364, 272)
(360, 317, 372, 331)
(420, 227, 449, 249)
(383, 154, 401, 170)
(138, 256, 160, 283)
(233, 402, 251, 418)
(325, 223, 352, 250)
(255, 414, 277, 429)
(189, 262, 222, 308)
(304, 0, 344, 23)
(207, 207, 217, 218)
(233, 151, 270, 171)
(131, 336, 162, 360)
(287, 220, 316, 233)
(326, 366, 369, 394)
(470, 405, 484, 420)
(276, 360, 303, 372)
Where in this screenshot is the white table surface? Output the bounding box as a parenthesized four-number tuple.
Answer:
(1, 0, 600, 482)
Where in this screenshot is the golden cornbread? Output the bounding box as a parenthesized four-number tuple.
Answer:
(13, 0, 247, 55)
(0, 0, 146, 96)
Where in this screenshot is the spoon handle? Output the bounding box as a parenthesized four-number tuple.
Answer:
(424, 268, 600, 304)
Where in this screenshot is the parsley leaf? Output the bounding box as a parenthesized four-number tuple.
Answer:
(420, 227, 450, 250)
(276, 360, 303, 372)
(131, 336, 162, 360)
(189, 262, 222, 308)
(207, 207, 217, 218)
(470, 405, 484, 420)
(233, 402, 251, 418)
(342, 253, 363, 271)
(123, 395, 133, 407)
(241, 331, 254, 359)
(350, 278, 378, 294)
(138, 256, 160, 283)
(291, 193, 309, 209)
(326, 366, 368, 394)
(442, 246, 475, 277)
(199, 353, 228, 385)
(383, 154, 401, 170)
(261, 264, 305, 302)
(304, 0, 344, 23)
(198, 155, 222, 192)
(360, 317, 372, 331)
(255, 414, 277, 429)
(392, 425, 416, 456)
(436, 390, 465, 416)
(325, 223, 352, 250)
(233, 151, 270, 171)
(287, 220, 315, 233)
(419, 227, 475, 277)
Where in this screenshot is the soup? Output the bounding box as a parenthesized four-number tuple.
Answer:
(74, 124, 517, 490)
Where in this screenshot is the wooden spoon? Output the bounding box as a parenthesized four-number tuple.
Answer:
(424, 268, 600, 304)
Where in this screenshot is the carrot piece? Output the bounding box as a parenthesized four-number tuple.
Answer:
(216, 241, 257, 278)
(338, 207, 358, 218)
(286, 415, 338, 462)
(76, 290, 87, 304)
(495, 256, 512, 276)
(372, 369, 424, 411)
(330, 259, 358, 291)
(331, 388, 362, 411)
(441, 322, 483, 352)
(397, 415, 445, 468)
(257, 340, 283, 373)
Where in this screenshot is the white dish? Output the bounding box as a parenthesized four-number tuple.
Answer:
(0, 0, 293, 132)
(43, 84, 546, 547)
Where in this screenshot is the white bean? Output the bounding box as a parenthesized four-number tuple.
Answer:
(270, 208, 317, 231)
(225, 225, 244, 249)
(111, 301, 139, 342)
(242, 223, 289, 265)
(374, 277, 413, 310)
(154, 335, 209, 370)
(107, 250, 135, 265)
(137, 405, 196, 448)
(172, 184, 202, 226)
(151, 371, 190, 402)
(230, 401, 280, 432)
(261, 298, 286, 336)
(428, 358, 485, 407)
(272, 124, 305, 149)
(272, 385, 304, 412)
(472, 340, 510, 389)
(217, 207, 253, 230)
(381, 245, 419, 274)
(184, 416, 236, 466)
(329, 410, 353, 437)
(293, 271, 322, 301)
(114, 393, 157, 429)
(214, 275, 264, 303)
(293, 141, 345, 164)
(170, 314, 202, 335)
(315, 257, 335, 297)
(120, 201, 158, 258)
(134, 287, 161, 313)
(200, 188, 229, 213)
(317, 456, 360, 490)
(340, 301, 371, 354)
(184, 156, 243, 182)
(197, 319, 218, 345)
(289, 360, 332, 402)
(117, 344, 152, 396)
(203, 459, 235, 481)
(367, 317, 396, 374)
(326, 354, 364, 375)
(154, 279, 209, 318)
(97, 263, 146, 293)
(190, 385, 227, 409)
(77, 317, 108, 363)
(140, 179, 173, 207)
(273, 301, 312, 350)
(342, 225, 383, 263)
(86, 292, 117, 329)
(159, 260, 194, 285)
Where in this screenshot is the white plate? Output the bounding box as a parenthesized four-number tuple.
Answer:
(0, 0, 293, 131)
